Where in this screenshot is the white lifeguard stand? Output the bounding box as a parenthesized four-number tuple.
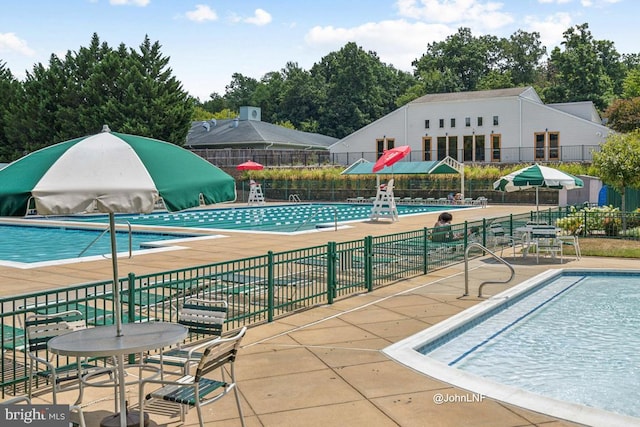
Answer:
(247, 180, 265, 205)
(370, 179, 398, 221)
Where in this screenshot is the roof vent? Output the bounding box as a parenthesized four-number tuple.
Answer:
(101, 124, 111, 133)
(202, 121, 210, 131)
(210, 118, 217, 127)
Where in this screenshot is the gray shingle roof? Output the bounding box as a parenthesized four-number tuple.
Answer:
(409, 87, 532, 104)
(186, 119, 336, 150)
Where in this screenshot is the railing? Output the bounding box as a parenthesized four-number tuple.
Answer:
(288, 194, 301, 203)
(294, 205, 338, 232)
(2, 207, 637, 397)
(77, 221, 133, 259)
(463, 243, 515, 298)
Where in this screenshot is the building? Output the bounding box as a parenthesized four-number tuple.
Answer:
(329, 87, 613, 165)
(187, 106, 337, 150)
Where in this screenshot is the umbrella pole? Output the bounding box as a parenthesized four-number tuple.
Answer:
(536, 187, 540, 222)
(109, 213, 123, 338)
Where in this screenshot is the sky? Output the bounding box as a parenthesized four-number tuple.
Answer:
(0, 0, 636, 101)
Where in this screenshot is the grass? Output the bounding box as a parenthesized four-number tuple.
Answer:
(567, 238, 640, 258)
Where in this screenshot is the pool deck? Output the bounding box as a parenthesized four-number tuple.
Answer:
(7, 203, 640, 426)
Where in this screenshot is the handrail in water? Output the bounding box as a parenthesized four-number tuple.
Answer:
(78, 221, 133, 259)
(463, 242, 515, 298)
(294, 206, 338, 232)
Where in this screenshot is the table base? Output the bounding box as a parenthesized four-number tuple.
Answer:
(100, 410, 149, 427)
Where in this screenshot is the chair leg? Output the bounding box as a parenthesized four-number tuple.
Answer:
(233, 384, 246, 427)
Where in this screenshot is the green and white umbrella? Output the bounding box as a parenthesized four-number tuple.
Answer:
(0, 126, 236, 336)
(493, 163, 583, 214)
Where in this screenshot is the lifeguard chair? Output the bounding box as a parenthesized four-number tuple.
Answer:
(248, 180, 265, 205)
(370, 179, 398, 221)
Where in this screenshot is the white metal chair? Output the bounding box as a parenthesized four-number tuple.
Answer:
(24, 310, 117, 404)
(144, 298, 227, 376)
(558, 225, 582, 259)
(139, 326, 247, 427)
(486, 223, 518, 258)
(530, 226, 563, 263)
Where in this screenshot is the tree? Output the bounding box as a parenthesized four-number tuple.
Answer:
(0, 61, 22, 161)
(501, 30, 546, 86)
(592, 131, 640, 225)
(604, 98, 640, 132)
(542, 23, 619, 110)
(622, 68, 640, 99)
(413, 28, 501, 93)
(3, 33, 193, 157)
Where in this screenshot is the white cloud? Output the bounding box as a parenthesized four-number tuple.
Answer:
(395, 0, 513, 26)
(581, 0, 621, 6)
(244, 9, 272, 26)
(109, 0, 150, 6)
(186, 5, 218, 23)
(306, 20, 452, 71)
(524, 12, 574, 50)
(538, 0, 572, 4)
(0, 33, 35, 56)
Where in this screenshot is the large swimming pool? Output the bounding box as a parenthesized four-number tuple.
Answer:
(42, 203, 471, 233)
(0, 224, 205, 267)
(384, 269, 640, 426)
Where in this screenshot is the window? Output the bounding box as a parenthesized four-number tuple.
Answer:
(493, 115, 499, 126)
(439, 119, 444, 128)
(549, 132, 559, 160)
(425, 119, 430, 129)
(475, 135, 485, 162)
(465, 117, 471, 127)
(423, 136, 432, 161)
(376, 139, 385, 159)
(477, 117, 483, 126)
(450, 118, 456, 128)
(534, 133, 545, 160)
(491, 134, 501, 162)
(376, 137, 396, 159)
(463, 135, 473, 162)
(448, 136, 458, 159)
(437, 136, 447, 160)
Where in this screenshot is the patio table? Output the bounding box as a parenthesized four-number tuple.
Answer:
(48, 322, 188, 427)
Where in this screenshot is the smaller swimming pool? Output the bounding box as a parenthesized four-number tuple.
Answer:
(384, 269, 640, 427)
(44, 203, 471, 233)
(0, 224, 203, 266)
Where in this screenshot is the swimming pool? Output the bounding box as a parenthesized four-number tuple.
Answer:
(43, 203, 471, 233)
(0, 224, 205, 267)
(384, 269, 640, 427)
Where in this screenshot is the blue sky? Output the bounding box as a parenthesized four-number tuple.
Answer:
(0, 0, 636, 101)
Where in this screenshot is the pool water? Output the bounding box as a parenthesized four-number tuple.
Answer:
(421, 271, 640, 420)
(0, 224, 195, 264)
(49, 203, 469, 233)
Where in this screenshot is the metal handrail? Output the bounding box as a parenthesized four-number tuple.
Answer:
(78, 221, 133, 259)
(289, 194, 301, 203)
(294, 206, 338, 232)
(463, 242, 515, 298)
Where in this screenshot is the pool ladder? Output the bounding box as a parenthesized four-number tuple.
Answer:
(289, 194, 301, 203)
(463, 242, 515, 298)
(77, 221, 133, 259)
(294, 206, 338, 232)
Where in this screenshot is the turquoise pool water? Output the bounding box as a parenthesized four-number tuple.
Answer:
(0, 224, 196, 264)
(386, 270, 640, 425)
(47, 203, 470, 233)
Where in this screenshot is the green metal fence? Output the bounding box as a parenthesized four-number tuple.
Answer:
(2, 207, 637, 397)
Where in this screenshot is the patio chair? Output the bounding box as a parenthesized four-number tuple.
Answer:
(144, 298, 227, 376)
(486, 223, 518, 258)
(139, 326, 247, 427)
(531, 226, 563, 263)
(557, 225, 582, 259)
(24, 310, 116, 405)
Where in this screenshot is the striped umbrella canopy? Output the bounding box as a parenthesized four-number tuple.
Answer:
(493, 164, 583, 213)
(0, 126, 236, 338)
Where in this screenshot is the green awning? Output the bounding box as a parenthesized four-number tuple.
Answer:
(341, 158, 460, 175)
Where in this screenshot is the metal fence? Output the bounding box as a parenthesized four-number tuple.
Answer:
(2, 207, 637, 397)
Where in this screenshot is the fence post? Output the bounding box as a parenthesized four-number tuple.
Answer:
(327, 242, 336, 304)
(267, 251, 274, 323)
(364, 236, 373, 292)
(423, 227, 429, 274)
(127, 273, 136, 364)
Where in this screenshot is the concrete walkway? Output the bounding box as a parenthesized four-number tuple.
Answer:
(9, 203, 637, 426)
